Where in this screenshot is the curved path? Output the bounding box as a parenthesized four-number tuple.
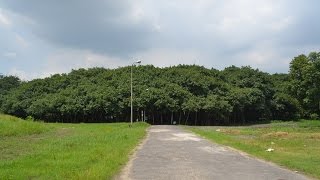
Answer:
(117, 125, 309, 180)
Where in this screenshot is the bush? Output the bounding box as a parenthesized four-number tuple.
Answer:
(25, 116, 35, 122)
(310, 113, 319, 120)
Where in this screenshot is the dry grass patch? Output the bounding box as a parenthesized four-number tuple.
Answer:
(262, 131, 289, 138)
(219, 129, 242, 135)
(309, 133, 320, 140)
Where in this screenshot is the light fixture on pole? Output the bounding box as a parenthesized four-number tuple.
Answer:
(131, 60, 141, 126)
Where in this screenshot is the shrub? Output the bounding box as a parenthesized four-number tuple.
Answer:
(310, 113, 319, 120)
(25, 116, 35, 122)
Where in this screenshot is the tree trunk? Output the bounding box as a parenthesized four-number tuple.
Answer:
(171, 111, 173, 124)
(152, 112, 155, 124)
(241, 110, 245, 125)
(185, 112, 190, 125)
(195, 111, 198, 126)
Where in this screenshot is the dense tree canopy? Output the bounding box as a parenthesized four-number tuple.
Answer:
(289, 52, 320, 119)
(0, 52, 319, 124)
(0, 75, 20, 113)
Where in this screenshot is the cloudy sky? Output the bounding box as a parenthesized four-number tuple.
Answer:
(0, 0, 319, 80)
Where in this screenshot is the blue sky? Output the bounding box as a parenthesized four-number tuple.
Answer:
(0, 0, 319, 80)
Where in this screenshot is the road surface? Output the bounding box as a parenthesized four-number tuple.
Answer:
(116, 125, 309, 180)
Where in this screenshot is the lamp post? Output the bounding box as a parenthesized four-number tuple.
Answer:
(131, 60, 141, 126)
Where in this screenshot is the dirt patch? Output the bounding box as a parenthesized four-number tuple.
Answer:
(262, 131, 289, 138)
(309, 133, 320, 140)
(219, 129, 242, 135)
(55, 127, 74, 137)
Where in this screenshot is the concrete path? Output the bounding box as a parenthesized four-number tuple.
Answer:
(117, 126, 309, 180)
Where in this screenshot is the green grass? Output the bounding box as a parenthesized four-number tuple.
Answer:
(0, 114, 149, 179)
(187, 120, 320, 179)
(0, 114, 50, 137)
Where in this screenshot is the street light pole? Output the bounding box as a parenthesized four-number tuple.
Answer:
(131, 60, 141, 126)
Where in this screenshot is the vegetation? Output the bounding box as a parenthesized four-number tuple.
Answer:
(0, 51, 319, 125)
(0, 114, 48, 137)
(289, 52, 320, 118)
(187, 120, 320, 179)
(0, 114, 149, 179)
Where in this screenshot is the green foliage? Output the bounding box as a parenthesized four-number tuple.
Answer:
(310, 113, 319, 120)
(0, 75, 20, 94)
(272, 93, 301, 120)
(289, 52, 320, 117)
(25, 115, 35, 122)
(0, 75, 20, 112)
(0, 51, 319, 125)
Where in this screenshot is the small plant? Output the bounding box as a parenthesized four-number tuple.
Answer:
(25, 116, 35, 122)
(310, 113, 319, 120)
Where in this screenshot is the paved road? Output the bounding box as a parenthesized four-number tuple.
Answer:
(117, 126, 309, 180)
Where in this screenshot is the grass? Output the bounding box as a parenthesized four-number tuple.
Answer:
(0, 114, 149, 179)
(0, 114, 50, 137)
(187, 120, 320, 179)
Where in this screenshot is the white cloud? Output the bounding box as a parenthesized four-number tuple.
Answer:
(40, 49, 128, 78)
(209, 0, 290, 45)
(15, 34, 29, 48)
(135, 48, 202, 67)
(8, 68, 38, 80)
(19, 48, 205, 80)
(269, 16, 293, 31)
(3, 52, 16, 58)
(0, 9, 11, 27)
(42, 48, 202, 75)
(1, 0, 319, 79)
(228, 43, 291, 73)
(7, 50, 128, 80)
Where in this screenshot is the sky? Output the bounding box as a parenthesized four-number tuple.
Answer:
(0, 0, 319, 80)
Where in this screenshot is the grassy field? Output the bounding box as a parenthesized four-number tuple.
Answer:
(187, 120, 320, 179)
(0, 114, 149, 179)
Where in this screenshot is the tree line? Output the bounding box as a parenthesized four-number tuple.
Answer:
(0, 52, 319, 125)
